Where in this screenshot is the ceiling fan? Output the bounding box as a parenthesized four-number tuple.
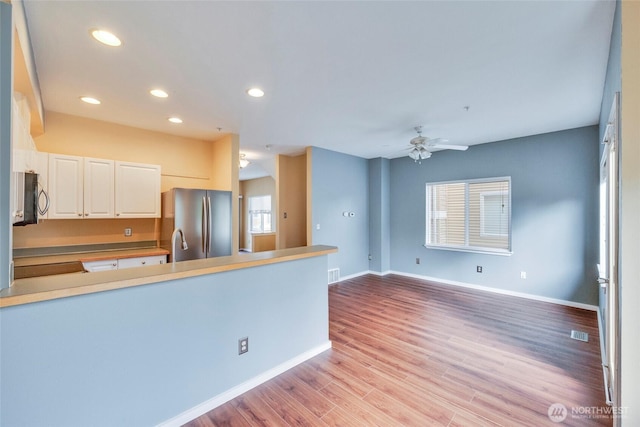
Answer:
(407, 126, 468, 163)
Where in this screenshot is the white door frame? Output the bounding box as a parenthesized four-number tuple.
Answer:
(599, 92, 620, 409)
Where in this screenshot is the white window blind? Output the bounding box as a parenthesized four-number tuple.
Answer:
(426, 177, 511, 254)
(248, 195, 273, 233)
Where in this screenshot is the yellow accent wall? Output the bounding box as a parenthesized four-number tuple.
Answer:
(211, 133, 240, 254)
(276, 152, 307, 249)
(34, 112, 221, 192)
(13, 218, 156, 249)
(13, 111, 239, 250)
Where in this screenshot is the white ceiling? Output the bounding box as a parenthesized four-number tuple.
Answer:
(22, 1, 615, 180)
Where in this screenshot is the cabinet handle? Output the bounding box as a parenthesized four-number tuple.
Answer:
(78, 213, 83, 217)
(38, 188, 50, 215)
(112, 263, 117, 267)
(141, 261, 146, 265)
(116, 213, 120, 216)
(85, 213, 89, 217)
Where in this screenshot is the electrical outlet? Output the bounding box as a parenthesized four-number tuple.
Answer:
(416, 257, 420, 265)
(124, 228, 132, 237)
(238, 337, 249, 355)
(520, 271, 527, 279)
(477, 266, 483, 273)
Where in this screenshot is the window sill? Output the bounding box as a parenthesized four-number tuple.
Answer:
(423, 244, 513, 256)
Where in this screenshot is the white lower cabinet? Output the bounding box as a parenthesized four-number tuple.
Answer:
(82, 259, 118, 272)
(117, 255, 166, 269)
(82, 255, 166, 272)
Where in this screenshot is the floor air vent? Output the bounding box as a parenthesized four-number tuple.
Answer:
(570, 330, 589, 342)
(328, 268, 340, 285)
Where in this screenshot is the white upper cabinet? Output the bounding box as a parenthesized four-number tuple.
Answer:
(46, 155, 160, 220)
(83, 157, 115, 218)
(12, 95, 38, 173)
(115, 161, 161, 218)
(48, 154, 84, 219)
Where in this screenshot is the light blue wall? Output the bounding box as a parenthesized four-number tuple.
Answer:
(0, 256, 330, 426)
(1, 3, 12, 289)
(310, 147, 369, 277)
(389, 126, 600, 305)
(368, 158, 390, 273)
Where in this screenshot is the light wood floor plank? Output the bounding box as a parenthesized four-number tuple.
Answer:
(183, 274, 611, 426)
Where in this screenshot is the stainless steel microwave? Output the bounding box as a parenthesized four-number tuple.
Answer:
(12, 171, 48, 226)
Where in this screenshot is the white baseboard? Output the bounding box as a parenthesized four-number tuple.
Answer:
(367, 270, 392, 277)
(338, 270, 371, 281)
(387, 270, 599, 311)
(335, 270, 392, 281)
(157, 341, 332, 427)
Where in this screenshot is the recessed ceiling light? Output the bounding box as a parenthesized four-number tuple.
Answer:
(80, 96, 101, 105)
(168, 117, 183, 124)
(90, 29, 122, 47)
(150, 89, 168, 98)
(246, 87, 265, 98)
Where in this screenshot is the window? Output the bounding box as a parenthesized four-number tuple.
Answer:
(248, 195, 273, 233)
(426, 177, 511, 254)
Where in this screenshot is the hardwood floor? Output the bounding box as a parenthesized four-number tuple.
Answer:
(184, 274, 611, 426)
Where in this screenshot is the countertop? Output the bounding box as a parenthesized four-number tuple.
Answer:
(1, 245, 338, 308)
(13, 247, 170, 267)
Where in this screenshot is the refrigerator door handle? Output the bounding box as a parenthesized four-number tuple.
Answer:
(207, 196, 212, 254)
(202, 196, 207, 253)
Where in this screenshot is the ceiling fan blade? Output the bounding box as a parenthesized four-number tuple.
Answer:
(429, 143, 468, 151)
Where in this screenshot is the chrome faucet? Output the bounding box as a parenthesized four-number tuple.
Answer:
(171, 228, 188, 263)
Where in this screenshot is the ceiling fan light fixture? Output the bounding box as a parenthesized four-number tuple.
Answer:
(239, 153, 250, 169)
(408, 148, 421, 161)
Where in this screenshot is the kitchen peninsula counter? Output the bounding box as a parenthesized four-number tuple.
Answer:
(13, 247, 170, 267)
(1, 245, 337, 308)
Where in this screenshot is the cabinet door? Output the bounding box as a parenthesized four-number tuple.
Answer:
(82, 259, 118, 272)
(115, 161, 161, 218)
(48, 154, 84, 219)
(83, 157, 114, 218)
(12, 99, 37, 172)
(117, 255, 166, 269)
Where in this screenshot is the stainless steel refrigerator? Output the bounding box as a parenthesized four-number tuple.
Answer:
(160, 188, 232, 262)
